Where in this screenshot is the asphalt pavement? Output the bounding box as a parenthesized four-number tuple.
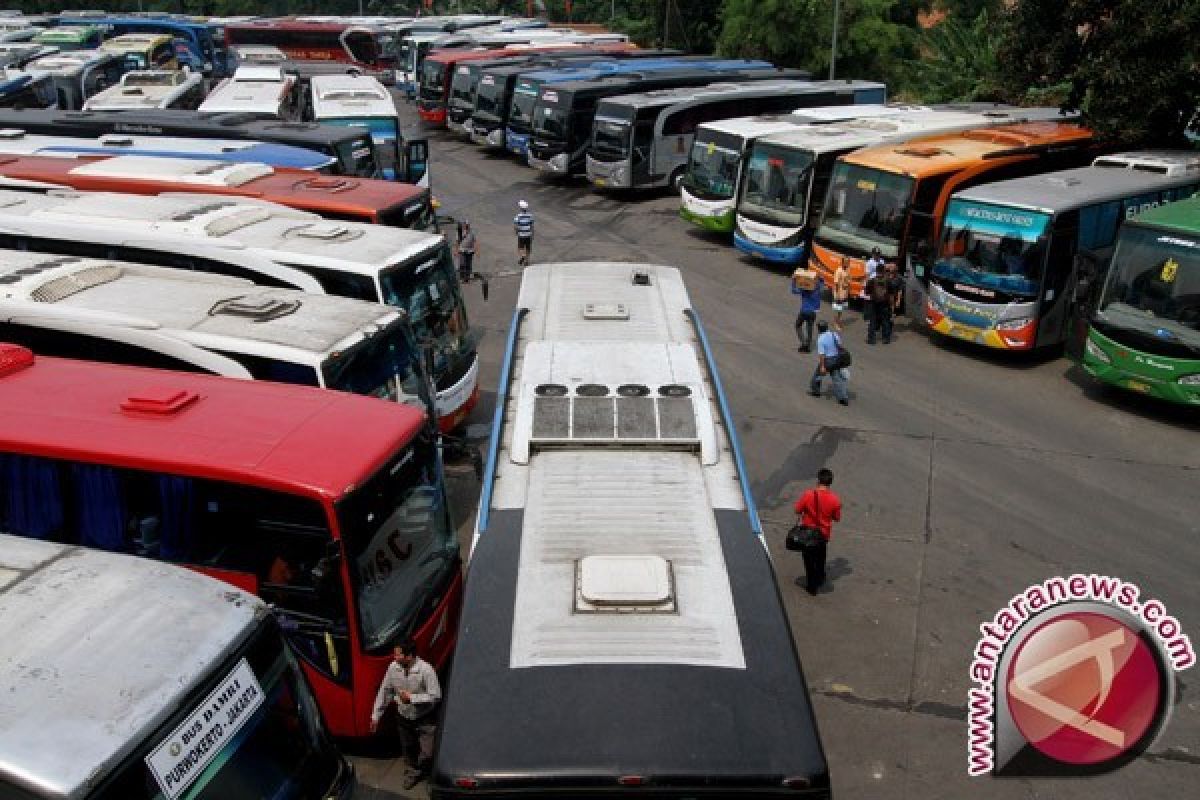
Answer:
(350, 98, 1200, 799)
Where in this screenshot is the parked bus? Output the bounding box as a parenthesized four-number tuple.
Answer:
(0, 68, 57, 109)
(731, 106, 1069, 264)
(0, 153, 437, 230)
(508, 59, 786, 161)
(309, 72, 421, 184)
(199, 63, 302, 118)
(924, 151, 1200, 351)
(0, 106, 403, 180)
(83, 68, 205, 110)
(584, 79, 886, 189)
(0, 531, 355, 799)
(807, 122, 1099, 312)
(58, 15, 221, 77)
(0, 346, 464, 739)
(33, 24, 105, 51)
(0, 189, 478, 430)
(98, 32, 180, 71)
(434, 261, 829, 799)
(0, 251, 430, 408)
(0, 41, 57, 69)
(1082, 193, 1200, 405)
(0, 128, 337, 171)
(225, 19, 395, 69)
(25, 48, 128, 109)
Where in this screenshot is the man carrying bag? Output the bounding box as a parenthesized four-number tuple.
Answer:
(788, 468, 843, 595)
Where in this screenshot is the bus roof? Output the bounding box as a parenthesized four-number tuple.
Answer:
(99, 32, 175, 52)
(952, 151, 1200, 214)
(310, 73, 396, 118)
(841, 121, 1094, 177)
(24, 48, 119, 73)
(0, 534, 265, 800)
(0, 188, 443, 274)
(200, 68, 294, 114)
(1128, 192, 1200, 232)
(84, 70, 201, 110)
(597, 77, 819, 108)
(0, 344, 423, 497)
(33, 25, 101, 43)
(695, 111, 814, 140)
(0, 251, 402, 362)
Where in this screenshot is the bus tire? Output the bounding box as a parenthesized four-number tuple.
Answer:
(669, 167, 686, 192)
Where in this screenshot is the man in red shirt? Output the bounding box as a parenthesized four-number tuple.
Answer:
(793, 468, 843, 595)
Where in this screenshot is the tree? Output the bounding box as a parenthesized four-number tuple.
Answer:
(995, 0, 1200, 146)
(905, 9, 1002, 102)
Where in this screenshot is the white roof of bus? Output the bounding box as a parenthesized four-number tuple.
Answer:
(310, 73, 396, 118)
(600, 78, 822, 108)
(83, 70, 200, 110)
(0, 189, 446, 275)
(0, 250, 401, 360)
(0, 536, 263, 800)
(694, 113, 815, 143)
(23, 48, 112, 73)
(199, 69, 293, 114)
(0, 129, 271, 156)
(70, 154, 274, 185)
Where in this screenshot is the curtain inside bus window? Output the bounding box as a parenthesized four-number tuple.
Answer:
(0, 453, 64, 539)
(157, 474, 195, 561)
(70, 463, 127, 552)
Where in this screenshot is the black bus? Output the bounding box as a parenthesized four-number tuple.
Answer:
(0, 107, 428, 184)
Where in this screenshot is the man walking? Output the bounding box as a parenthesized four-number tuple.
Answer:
(809, 320, 849, 406)
(864, 267, 893, 345)
(370, 639, 442, 789)
(793, 274, 823, 352)
(514, 199, 534, 266)
(455, 219, 477, 282)
(793, 468, 843, 595)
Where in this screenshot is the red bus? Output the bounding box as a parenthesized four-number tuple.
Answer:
(226, 19, 394, 69)
(417, 42, 637, 126)
(0, 343, 464, 739)
(0, 153, 437, 230)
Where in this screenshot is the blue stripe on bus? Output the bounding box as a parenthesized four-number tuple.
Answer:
(477, 307, 527, 535)
(732, 231, 808, 265)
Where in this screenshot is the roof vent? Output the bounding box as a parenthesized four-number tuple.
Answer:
(209, 293, 301, 321)
(30, 264, 121, 303)
(895, 145, 943, 157)
(98, 134, 134, 147)
(575, 555, 676, 613)
(171, 201, 239, 221)
(121, 387, 200, 415)
(582, 302, 628, 320)
(292, 222, 360, 241)
(631, 269, 651, 286)
(0, 343, 34, 377)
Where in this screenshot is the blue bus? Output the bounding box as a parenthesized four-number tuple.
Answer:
(57, 16, 224, 78)
(504, 59, 778, 159)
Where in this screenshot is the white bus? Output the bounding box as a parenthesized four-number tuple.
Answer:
(434, 261, 829, 798)
(586, 79, 887, 191)
(0, 534, 355, 800)
(84, 68, 206, 110)
(732, 106, 1071, 265)
(0, 189, 479, 430)
(198, 63, 302, 118)
(309, 72, 418, 185)
(0, 251, 430, 406)
(24, 48, 128, 109)
(677, 104, 926, 234)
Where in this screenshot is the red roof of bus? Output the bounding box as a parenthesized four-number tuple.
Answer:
(0, 155, 426, 219)
(0, 345, 425, 501)
(422, 42, 635, 67)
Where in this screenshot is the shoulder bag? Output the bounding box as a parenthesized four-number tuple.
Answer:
(786, 490, 826, 551)
(827, 333, 852, 371)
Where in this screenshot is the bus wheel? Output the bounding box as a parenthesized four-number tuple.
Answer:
(669, 167, 686, 192)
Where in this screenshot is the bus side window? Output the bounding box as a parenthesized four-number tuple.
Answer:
(0, 452, 66, 540)
(210, 349, 321, 387)
(284, 261, 379, 302)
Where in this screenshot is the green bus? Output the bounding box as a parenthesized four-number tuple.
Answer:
(32, 25, 106, 51)
(1083, 195, 1200, 405)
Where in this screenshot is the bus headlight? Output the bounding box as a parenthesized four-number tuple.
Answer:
(549, 153, 568, 173)
(927, 291, 945, 313)
(1178, 373, 1200, 386)
(486, 129, 504, 147)
(995, 316, 1032, 331)
(1085, 337, 1111, 365)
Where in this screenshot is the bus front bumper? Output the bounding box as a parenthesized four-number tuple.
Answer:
(527, 149, 569, 174)
(679, 191, 735, 233)
(733, 231, 806, 264)
(1082, 332, 1200, 405)
(585, 155, 630, 188)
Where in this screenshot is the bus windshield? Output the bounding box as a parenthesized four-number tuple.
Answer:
(419, 59, 445, 99)
(336, 134, 379, 177)
(449, 70, 476, 108)
(508, 86, 538, 129)
(96, 618, 343, 800)
(1095, 226, 1200, 350)
(532, 101, 568, 139)
(322, 319, 426, 404)
(815, 162, 914, 258)
(591, 115, 631, 158)
(740, 144, 814, 226)
(933, 201, 1049, 296)
(381, 246, 473, 385)
(473, 77, 503, 118)
(338, 435, 458, 653)
(684, 137, 741, 200)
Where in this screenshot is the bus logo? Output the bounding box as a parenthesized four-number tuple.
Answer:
(1161, 258, 1179, 282)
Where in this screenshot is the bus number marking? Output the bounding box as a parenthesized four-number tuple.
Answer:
(362, 531, 413, 587)
(146, 659, 264, 800)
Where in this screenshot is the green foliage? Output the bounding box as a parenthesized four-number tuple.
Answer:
(995, 0, 1200, 146)
(905, 9, 1002, 102)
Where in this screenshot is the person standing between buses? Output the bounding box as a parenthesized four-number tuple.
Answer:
(514, 199, 535, 266)
(832, 258, 850, 326)
(455, 219, 477, 282)
(793, 467, 843, 595)
(371, 639, 442, 788)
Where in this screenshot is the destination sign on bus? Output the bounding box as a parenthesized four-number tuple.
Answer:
(962, 205, 1040, 229)
(145, 659, 265, 800)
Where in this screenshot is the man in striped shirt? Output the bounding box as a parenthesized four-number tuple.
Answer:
(514, 199, 535, 266)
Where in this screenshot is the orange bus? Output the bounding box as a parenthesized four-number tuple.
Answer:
(0, 153, 437, 231)
(807, 121, 1096, 313)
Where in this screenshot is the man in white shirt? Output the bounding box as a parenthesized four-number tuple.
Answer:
(371, 639, 442, 788)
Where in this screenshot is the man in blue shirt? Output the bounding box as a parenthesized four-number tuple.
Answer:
(793, 275, 824, 352)
(809, 320, 849, 406)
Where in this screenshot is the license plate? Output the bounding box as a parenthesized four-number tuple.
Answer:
(594, 177, 607, 187)
(950, 324, 978, 340)
(1126, 379, 1151, 393)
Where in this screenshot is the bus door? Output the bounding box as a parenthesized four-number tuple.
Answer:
(903, 209, 937, 327)
(402, 137, 429, 186)
(1036, 215, 1081, 349)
